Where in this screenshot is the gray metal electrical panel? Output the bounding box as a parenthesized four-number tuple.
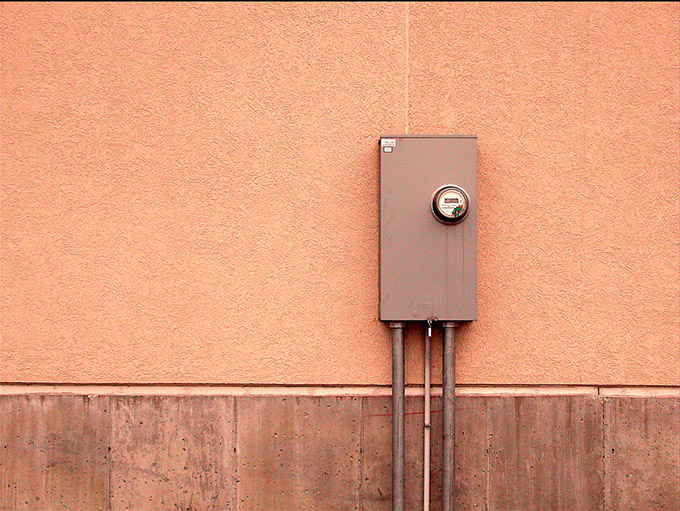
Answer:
(380, 135, 477, 322)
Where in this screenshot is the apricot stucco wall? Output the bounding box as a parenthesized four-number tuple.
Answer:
(1, 3, 678, 385)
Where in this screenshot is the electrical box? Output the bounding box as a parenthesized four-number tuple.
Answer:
(380, 135, 477, 322)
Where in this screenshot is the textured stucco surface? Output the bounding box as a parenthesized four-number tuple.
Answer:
(1, 3, 678, 384)
(405, 2, 680, 385)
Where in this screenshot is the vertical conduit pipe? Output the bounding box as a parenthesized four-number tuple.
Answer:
(390, 321, 406, 511)
(423, 322, 432, 511)
(442, 322, 457, 511)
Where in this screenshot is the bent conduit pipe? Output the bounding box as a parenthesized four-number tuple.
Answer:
(390, 321, 405, 511)
(442, 322, 457, 511)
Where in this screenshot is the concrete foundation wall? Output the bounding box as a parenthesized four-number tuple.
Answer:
(1, 392, 678, 511)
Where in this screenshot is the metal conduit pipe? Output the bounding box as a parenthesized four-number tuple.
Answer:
(390, 321, 405, 511)
(442, 322, 457, 511)
(423, 321, 432, 511)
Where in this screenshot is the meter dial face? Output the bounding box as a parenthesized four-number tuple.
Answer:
(431, 185, 470, 224)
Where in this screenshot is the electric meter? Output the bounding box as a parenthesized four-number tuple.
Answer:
(431, 185, 469, 224)
(380, 134, 477, 321)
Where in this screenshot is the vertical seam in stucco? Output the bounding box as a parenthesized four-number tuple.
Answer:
(405, 1, 409, 134)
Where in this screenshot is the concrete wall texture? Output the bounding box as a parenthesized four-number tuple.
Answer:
(1, 393, 679, 511)
(2, 3, 679, 386)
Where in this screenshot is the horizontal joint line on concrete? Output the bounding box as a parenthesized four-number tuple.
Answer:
(0, 384, 677, 398)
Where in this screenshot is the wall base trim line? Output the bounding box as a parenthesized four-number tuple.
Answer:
(598, 386, 680, 398)
(0, 384, 677, 397)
